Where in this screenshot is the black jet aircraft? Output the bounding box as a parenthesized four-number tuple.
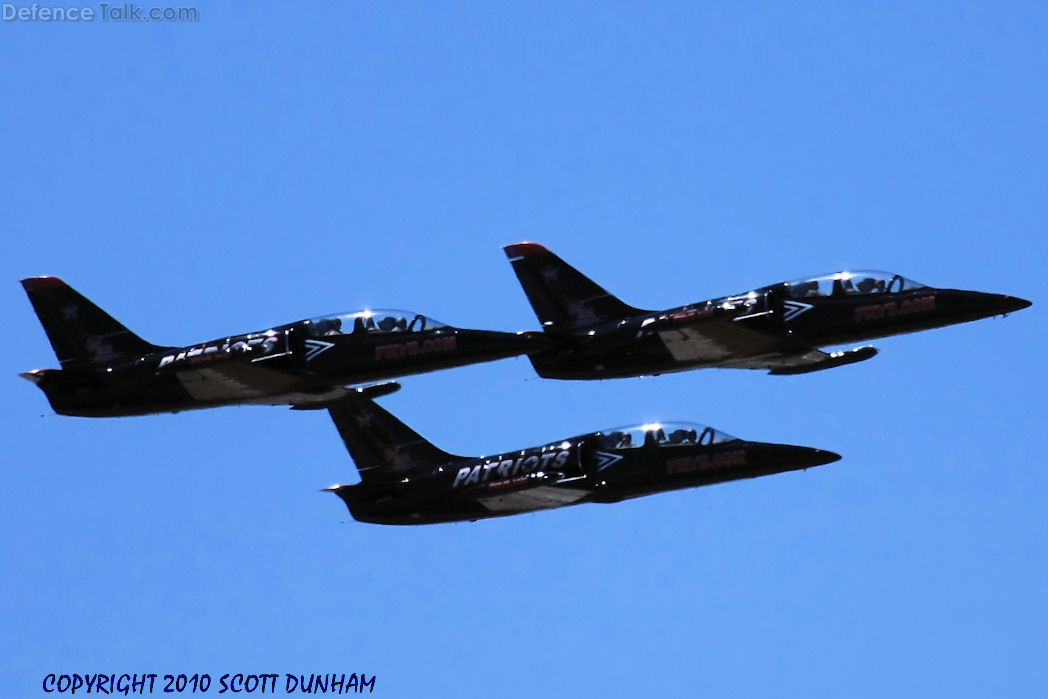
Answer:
(20, 276, 546, 417)
(322, 390, 840, 525)
(502, 243, 1032, 378)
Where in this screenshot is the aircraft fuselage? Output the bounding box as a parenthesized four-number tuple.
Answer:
(527, 283, 1029, 379)
(25, 316, 541, 417)
(329, 426, 838, 525)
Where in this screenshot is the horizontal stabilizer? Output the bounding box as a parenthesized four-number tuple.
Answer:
(19, 369, 47, 385)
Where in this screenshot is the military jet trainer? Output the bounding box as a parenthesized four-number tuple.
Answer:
(20, 276, 545, 417)
(322, 388, 840, 525)
(502, 243, 1031, 378)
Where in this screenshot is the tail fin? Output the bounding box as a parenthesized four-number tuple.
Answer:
(502, 242, 647, 330)
(327, 398, 468, 483)
(21, 276, 169, 367)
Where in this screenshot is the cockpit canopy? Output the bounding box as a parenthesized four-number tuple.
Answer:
(305, 309, 448, 337)
(595, 422, 739, 450)
(783, 270, 927, 299)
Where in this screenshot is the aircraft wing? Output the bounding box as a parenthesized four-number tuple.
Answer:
(647, 313, 878, 373)
(722, 346, 879, 374)
(650, 315, 781, 362)
(174, 362, 400, 407)
(287, 381, 401, 409)
(720, 349, 833, 371)
(173, 363, 300, 402)
(476, 486, 589, 511)
(455, 470, 590, 511)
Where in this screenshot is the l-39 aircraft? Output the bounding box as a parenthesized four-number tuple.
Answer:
(20, 277, 546, 417)
(502, 243, 1032, 378)
(322, 387, 840, 525)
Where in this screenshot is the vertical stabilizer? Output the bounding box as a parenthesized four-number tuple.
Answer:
(502, 242, 647, 330)
(21, 277, 168, 366)
(327, 399, 467, 483)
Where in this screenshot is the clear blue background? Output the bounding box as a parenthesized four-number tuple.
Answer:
(2, 3, 1045, 696)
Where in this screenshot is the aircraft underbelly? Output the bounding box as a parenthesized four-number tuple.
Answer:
(477, 486, 588, 512)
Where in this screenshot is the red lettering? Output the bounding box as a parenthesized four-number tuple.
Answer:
(375, 335, 456, 361)
(666, 450, 747, 475)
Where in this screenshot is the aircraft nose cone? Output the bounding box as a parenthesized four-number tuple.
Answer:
(768, 445, 842, 469)
(956, 291, 1032, 318)
(999, 295, 1032, 314)
(806, 448, 843, 467)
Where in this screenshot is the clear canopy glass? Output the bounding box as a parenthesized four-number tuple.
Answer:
(594, 422, 739, 449)
(305, 309, 447, 337)
(784, 271, 927, 298)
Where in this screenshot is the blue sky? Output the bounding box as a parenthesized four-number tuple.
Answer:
(2, 2, 1045, 696)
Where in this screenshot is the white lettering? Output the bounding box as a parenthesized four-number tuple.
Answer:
(452, 466, 471, 487)
(482, 462, 498, 482)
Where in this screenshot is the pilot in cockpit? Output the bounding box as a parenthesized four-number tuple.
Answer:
(353, 316, 376, 334)
(646, 428, 667, 446)
(856, 277, 886, 294)
(791, 281, 820, 298)
(314, 318, 342, 336)
(669, 428, 698, 444)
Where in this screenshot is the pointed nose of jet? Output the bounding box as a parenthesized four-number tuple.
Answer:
(999, 295, 1033, 314)
(945, 290, 1032, 320)
(788, 446, 842, 468)
(747, 443, 841, 471)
